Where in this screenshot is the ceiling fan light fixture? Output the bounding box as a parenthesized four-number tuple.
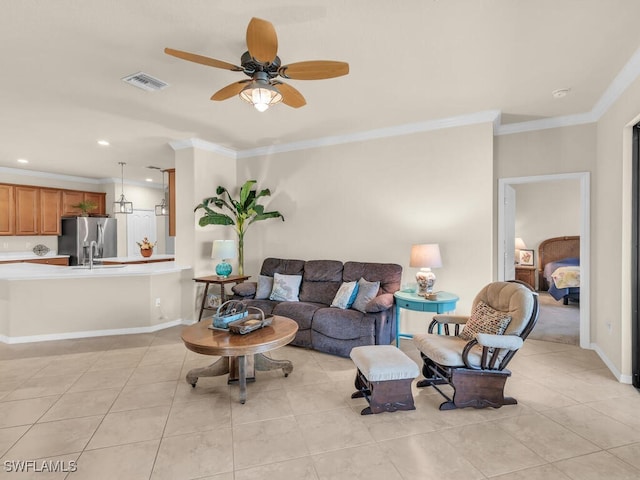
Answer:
(239, 79, 282, 112)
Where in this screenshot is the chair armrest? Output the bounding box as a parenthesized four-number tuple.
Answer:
(476, 333, 523, 351)
(365, 293, 394, 313)
(433, 315, 469, 324)
(232, 282, 257, 298)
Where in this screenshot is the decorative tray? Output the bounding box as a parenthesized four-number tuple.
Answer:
(228, 313, 273, 335)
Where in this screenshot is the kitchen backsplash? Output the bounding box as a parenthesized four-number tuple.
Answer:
(0, 236, 58, 253)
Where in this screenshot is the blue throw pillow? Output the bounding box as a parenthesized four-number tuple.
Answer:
(352, 278, 380, 313)
(331, 281, 358, 309)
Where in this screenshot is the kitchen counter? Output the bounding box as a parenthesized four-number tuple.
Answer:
(0, 261, 195, 343)
(0, 260, 188, 280)
(0, 251, 69, 263)
(101, 254, 175, 264)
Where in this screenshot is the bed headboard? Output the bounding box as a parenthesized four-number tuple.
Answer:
(538, 236, 580, 290)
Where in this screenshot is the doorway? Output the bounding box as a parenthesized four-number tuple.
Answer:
(498, 172, 591, 349)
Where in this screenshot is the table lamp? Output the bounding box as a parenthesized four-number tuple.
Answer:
(212, 240, 236, 278)
(515, 237, 527, 264)
(410, 244, 443, 298)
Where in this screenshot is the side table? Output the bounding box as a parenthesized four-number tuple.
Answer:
(394, 290, 459, 346)
(193, 274, 250, 321)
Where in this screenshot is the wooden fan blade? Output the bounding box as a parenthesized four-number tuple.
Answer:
(246, 17, 278, 63)
(164, 48, 242, 71)
(277, 82, 306, 108)
(278, 60, 349, 80)
(211, 81, 250, 101)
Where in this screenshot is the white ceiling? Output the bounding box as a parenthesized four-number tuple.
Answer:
(2, 0, 640, 184)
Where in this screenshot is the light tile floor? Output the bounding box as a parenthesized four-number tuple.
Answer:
(0, 327, 639, 479)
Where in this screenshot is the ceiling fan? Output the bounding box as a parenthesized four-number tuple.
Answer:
(165, 17, 349, 112)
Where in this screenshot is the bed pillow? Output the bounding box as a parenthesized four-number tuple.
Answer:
(352, 278, 380, 313)
(330, 281, 359, 309)
(269, 273, 302, 302)
(458, 300, 511, 341)
(255, 275, 274, 300)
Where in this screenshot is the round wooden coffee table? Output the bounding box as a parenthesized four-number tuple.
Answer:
(181, 315, 298, 404)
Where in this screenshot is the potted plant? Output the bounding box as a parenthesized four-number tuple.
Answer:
(71, 200, 97, 216)
(194, 179, 284, 275)
(137, 237, 157, 257)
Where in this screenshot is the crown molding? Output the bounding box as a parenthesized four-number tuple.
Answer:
(169, 138, 237, 158)
(0, 166, 104, 184)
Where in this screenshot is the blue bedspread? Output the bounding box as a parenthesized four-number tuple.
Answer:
(544, 257, 580, 301)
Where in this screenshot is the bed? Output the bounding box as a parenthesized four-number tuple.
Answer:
(538, 236, 580, 305)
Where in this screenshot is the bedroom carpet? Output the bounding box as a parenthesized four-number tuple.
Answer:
(528, 291, 580, 345)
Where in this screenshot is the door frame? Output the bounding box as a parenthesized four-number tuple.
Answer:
(498, 172, 590, 349)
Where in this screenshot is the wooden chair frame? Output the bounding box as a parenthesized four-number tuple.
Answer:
(416, 281, 539, 410)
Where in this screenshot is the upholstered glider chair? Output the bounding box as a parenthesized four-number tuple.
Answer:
(412, 281, 538, 410)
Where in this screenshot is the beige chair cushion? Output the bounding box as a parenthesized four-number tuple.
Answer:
(412, 334, 483, 368)
(473, 282, 535, 336)
(350, 345, 419, 381)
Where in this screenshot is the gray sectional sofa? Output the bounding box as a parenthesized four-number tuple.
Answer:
(231, 258, 402, 357)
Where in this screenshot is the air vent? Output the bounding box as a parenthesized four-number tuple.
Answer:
(122, 72, 169, 92)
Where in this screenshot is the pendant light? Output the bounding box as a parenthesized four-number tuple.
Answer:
(113, 162, 133, 214)
(155, 170, 168, 216)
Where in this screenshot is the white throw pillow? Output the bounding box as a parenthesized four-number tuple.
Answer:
(352, 278, 380, 313)
(331, 281, 358, 309)
(255, 275, 274, 300)
(269, 273, 303, 302)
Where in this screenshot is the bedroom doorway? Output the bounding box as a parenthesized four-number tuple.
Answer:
(498, 172, 590, 349)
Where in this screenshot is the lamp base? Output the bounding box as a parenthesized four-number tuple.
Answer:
(416, 268, 436, 298)
(215, 261, 232, 278)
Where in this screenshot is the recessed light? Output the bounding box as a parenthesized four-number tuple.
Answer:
(552, 88, 570, 99)
(145, 178, 153, 182)
(97, 140, 110, 146)
(17, 158, 28, 164)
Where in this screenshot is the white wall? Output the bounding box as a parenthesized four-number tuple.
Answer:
(514, 179, 581, 255)
(235, 122, 495, 334)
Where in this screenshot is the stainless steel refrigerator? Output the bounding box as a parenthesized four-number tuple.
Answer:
(58, 217, 118, 266)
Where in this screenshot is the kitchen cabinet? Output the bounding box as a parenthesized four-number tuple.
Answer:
(40, 189, 62, 235)
(0, 257, 69, 265)
(15, 186, 39, 235)
(167, 168, 175, 237)
(0, 185, 15, 235)
(0, 183, 107, 236)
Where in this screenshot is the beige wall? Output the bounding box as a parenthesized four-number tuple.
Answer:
(235, 122, 495, 334)
(594, 75, 640, 379)
(514, 179, 581, 255)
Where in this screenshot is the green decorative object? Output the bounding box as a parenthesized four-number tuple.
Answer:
(195, 180, 285, 275)
(71, 200, 97, 216)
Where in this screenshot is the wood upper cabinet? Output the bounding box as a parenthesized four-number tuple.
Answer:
(40, 188, 62, 235)
(61, 190, 106, 216)
(167, 168, 176, 237)
(84, 191, 106, 215)
(61, 190, 85, 216)
(0, 184, 15, 235)
(15, 186, 39, 235)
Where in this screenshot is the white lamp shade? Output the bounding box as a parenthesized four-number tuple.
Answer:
(211, 240, 237, 260)
(515, 237, 527, 250)
(409, 244, 443, 268)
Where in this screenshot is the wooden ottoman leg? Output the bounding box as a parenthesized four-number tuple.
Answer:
(368, 378, 416, 414)
(351, 369, 370, 399)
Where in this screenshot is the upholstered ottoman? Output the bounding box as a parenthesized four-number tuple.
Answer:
(350, 345, 420, 415)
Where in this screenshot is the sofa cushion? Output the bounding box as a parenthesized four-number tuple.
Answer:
(312, 307, 374, 340)
(255, 275, 274, 299)
(261, 258, 305, 277)
(299, 260, 344, 305)
(270, 273, 303, 302)
(272, 301, 325, 331)
(352, 278, 380, 313)
(330, 281, 359, 309)
(240, 298, 279, 315)
(343, 262, 402, 296)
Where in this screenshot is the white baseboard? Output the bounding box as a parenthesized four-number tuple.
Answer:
(591, 342, 633, 384)
(0, 318, 192, 345)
